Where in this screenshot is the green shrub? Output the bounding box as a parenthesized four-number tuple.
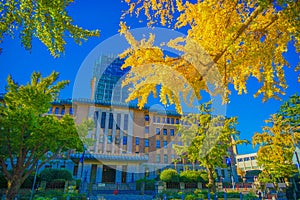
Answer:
(136, 178, 155, 190)
(179, 170, 203, 183)
(160, 169, 179, 183)
(0, 172, 7, 188)
(184, 194, 196, 200)
(39, 169, 72, 182)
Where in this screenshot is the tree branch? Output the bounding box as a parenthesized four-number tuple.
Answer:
(213, 5, 264, 63)
(0, 157, 11, 180)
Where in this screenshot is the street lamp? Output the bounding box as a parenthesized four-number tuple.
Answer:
(29, 162, 39, 200)
(79, 144, 87, 193)
(226, 157, 235, 190)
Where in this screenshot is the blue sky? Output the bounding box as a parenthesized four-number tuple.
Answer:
(0, 0, 299, 154)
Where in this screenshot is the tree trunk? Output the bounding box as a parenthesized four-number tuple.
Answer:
(207, 167, 216, 193)
(6, 175, 23, 200)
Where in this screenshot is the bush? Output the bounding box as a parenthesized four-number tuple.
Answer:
(184, 194, 196, 200)
(21, 172, 41, 188)
(0, 172, 7, 188)
(179, 170, 203, 183)
(39, 169, 73, 182)
(136, 178, 155, 190)
(160, 169, 179, 183)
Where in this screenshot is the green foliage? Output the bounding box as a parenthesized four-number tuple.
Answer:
(277, 94, 300, 142)
(179, 170, 203, 183)
(253, 95, 300, 183)
(0, 72, 83, 199)
(184, 194, 196, 200)
(136, 178, 155, 190)
(160, 168, 179, 183)
(0, 0, 99, 57)
(39, 169, 72, 182)
(0, 172, 7, 188)
(173, 101, 247, 192)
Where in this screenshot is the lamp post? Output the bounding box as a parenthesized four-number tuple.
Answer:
(29, 162, 39, 200)
(79, 145, 87, 193)
(226, 157, 235, 190)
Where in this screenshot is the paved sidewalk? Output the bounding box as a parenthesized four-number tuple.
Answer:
(90, 194, 155, 200)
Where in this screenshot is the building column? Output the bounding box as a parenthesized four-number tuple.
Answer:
(115, 165, 122, 184)
(96, 165, 103, 183)
(80, 163, 92, 183)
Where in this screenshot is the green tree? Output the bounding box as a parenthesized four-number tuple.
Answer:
(0, 0, 99, 57)
(0, 72, 83, 200)
(277, 94, 300, 141)
(252, 114, 298, 184)
(173, 102, 247, 192)
(160, 168, 179, 183)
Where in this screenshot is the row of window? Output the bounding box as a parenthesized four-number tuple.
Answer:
(155, 154, 177, 163)
(155, 128, 175, 136)
(99, 134, 183, 149)
(95, 112, 129, 130)
(237, 156, 256, 162)
(49, 107, 74, 115)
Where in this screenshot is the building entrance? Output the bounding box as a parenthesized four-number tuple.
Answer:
(102, 165, 116, 183)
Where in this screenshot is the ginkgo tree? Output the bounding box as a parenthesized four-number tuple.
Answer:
(119, 0, 299, 113)
(252, 114, 299, 185)
(173, 101, 247, 192)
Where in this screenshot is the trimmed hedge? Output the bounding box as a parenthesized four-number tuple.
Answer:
(39, 169, 72, 182)
(160, 169, 179, 183)
(180, 170, 203, 183)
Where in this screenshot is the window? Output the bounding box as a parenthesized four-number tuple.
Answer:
(178, 141, 183, 146)
(164, 154, 168, 164)
(61, 108, 65, 115)
(171, 154, 175, 161)
(176, 118, 179, 124)
(124, 114, 128, 130)
(99, 135, 104, 143)
(108, 113, 113, 129)
(170, 141, 174, 148)
(55, 107, 59, 114)
(171, 118, 174, 124)
(156, 140, 160, 148)
(156, 154, 161, 163)
(166, 118, 170, 124)
(170, 129, 175, 136)
(145, 139, 149, 147)
(157, 117, 161, 123)
(153, 116, 156, 123)
(101, 112, 106, 128)
(116, 113, 121, 130)
(250, 156, 256, 160)
(163, 141, 167, 148)
(163, 129, 167, 135)
(115, 136, 120, 144)
(145, 114, 149, 121)
(136, 137, 139, 145)
(156, 128, 160, 135)
(244, 157, 250, 161)
(107, 135, 112, 144)
(69, 107, 74, 115)
(237, 158, 243, 162)
(162, 118, 165, 123)
(94, 111, 99, 127)
(123, 136, 127, 145)
(145, 127, 149, 134)
(48, 107, 52, 114)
